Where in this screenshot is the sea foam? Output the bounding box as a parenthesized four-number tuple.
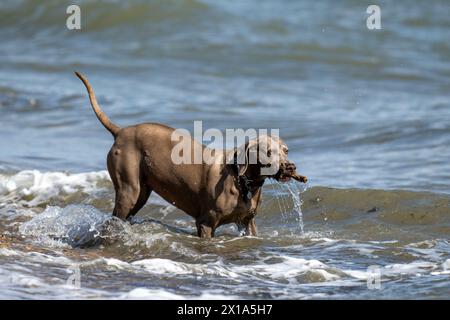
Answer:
(0, 170, 110, 205)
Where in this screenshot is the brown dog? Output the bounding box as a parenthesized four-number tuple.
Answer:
(75, 72, 307, 238)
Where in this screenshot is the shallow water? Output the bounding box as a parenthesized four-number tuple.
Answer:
(1, 170, 449, 299)
(0, 0, 449, 299)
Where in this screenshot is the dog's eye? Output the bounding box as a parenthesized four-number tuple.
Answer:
(267, 149, 272, 157)
(283, 147, 289, 155)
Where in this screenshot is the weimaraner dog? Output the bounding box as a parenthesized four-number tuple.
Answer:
(75, 72, 307, 238)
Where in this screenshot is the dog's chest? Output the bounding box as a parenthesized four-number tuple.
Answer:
(226, 189, 260, 221)
(236, 198, 257, 219)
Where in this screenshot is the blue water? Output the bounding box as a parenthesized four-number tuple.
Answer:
(0, 0, 449, 300)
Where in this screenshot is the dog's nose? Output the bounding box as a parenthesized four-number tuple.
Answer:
(286, 162, 296, 171)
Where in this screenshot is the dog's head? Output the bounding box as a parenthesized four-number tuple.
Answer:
(234, 135, 307, 183)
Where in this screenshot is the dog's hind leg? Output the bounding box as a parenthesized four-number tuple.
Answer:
(128, 184, 152, 219)
(111, 185, 139, 220)
(107, 146, 150, 220)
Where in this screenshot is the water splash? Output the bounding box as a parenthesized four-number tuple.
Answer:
(285, 182, 305, 234)
(271, 183, 287, 216)
(18, 204, 119, 248)
(271, 181, 307, 235)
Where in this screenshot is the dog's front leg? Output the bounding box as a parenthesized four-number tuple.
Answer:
(237, 218, 258, 236)
(245, 218, 257, 236)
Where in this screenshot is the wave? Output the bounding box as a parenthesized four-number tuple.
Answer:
(122, 288, 236, 300)
(298, 186, 450, 226)
(2, 240, 449, 299)
(1, 169, 450, 223)
(0, 0, 211, 32)
(1, 169, 449, 248)
(0, 170, 110, 206)
(2, 171, 449, 299)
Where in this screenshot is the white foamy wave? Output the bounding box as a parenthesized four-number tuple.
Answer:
(0, 267, 117, 299)
(85, 255, 340, 284)
(4, 272, 45, 288)
(132, 258, 240, 277)
(122, 288, 237, 300)
(344, 260, 439, 280)
(431, 259, 450, 275)
(232, 256, 340, 282)
(85, 257, 240, 278)
(122, 288, 186, 300)
(0, 170, 111, 205)
(0, 247, 74, 266)
(0, 248, 20, 257)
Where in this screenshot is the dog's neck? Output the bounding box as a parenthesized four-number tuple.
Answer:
(239, 172, 265, 192)
(232, 163, 265, 200)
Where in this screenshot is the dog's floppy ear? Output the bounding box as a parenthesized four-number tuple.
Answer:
(237, 146, 249, 176)
(234, 139, 258, 176)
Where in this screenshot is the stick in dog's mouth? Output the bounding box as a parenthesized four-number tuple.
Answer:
(290, 173, 308, 183)
(276, 172, 308, 183)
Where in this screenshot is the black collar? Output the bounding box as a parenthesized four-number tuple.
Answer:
(232, 156, 265, 198)
(238, 173, 265, 190)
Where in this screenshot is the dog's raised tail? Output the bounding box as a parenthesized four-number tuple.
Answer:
(75, 72, 120, 137)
